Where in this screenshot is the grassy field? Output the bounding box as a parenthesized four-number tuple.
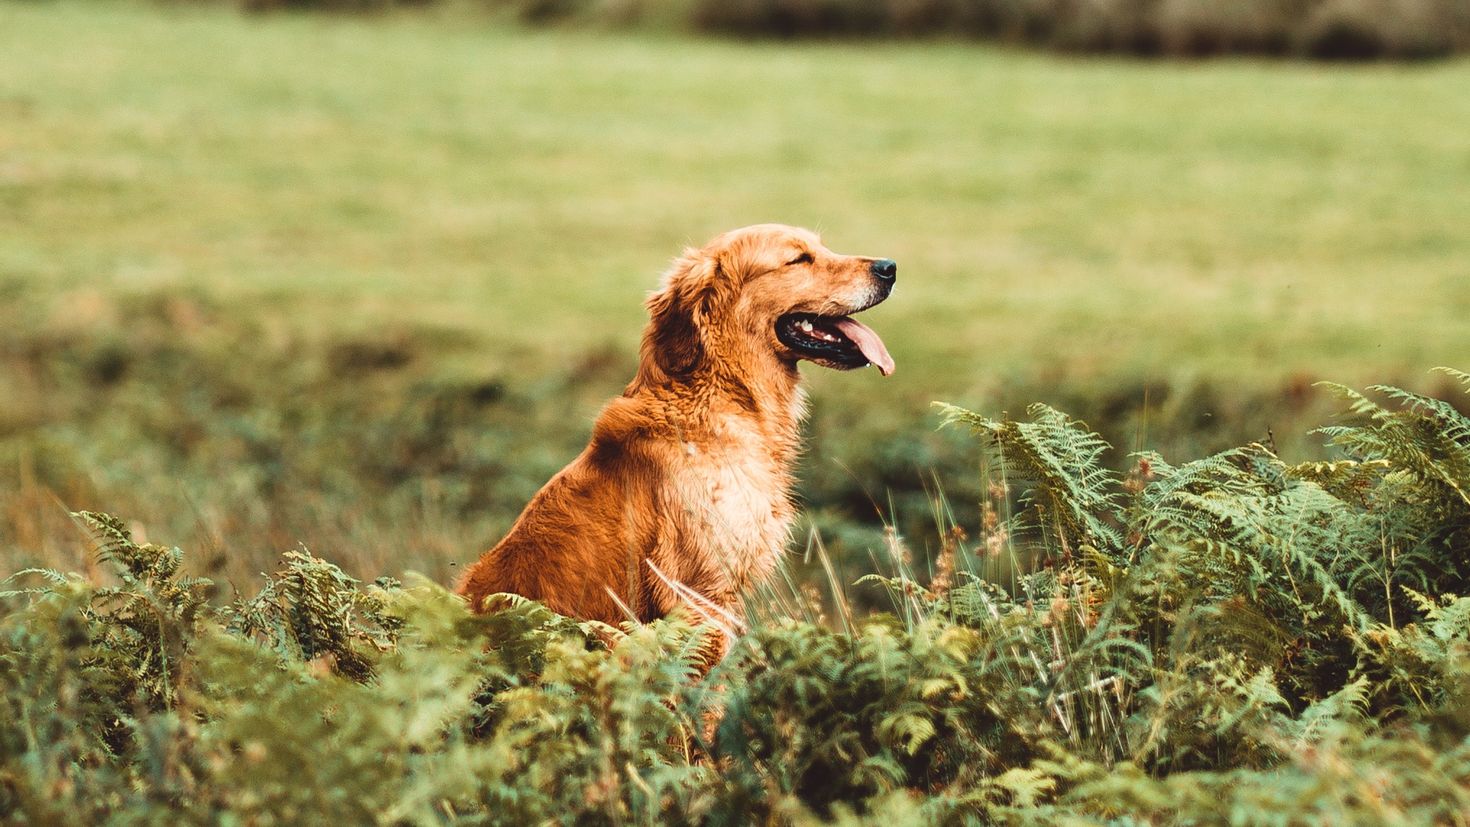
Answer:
(2, 1, 1469, 586)
(4, 5, 1470, 823)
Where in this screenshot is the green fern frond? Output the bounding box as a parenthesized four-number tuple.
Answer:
(1318, 380, 1470, 509)
(1433, 366, 1470, 392)
(938, 402, 1124, 559)
(0, 567, 72, 599)
(227, 547, 399, 681)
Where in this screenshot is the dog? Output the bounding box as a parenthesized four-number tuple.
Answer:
(456, 224, 895, 640)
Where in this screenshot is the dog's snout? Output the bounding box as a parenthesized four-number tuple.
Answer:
(870, 259, 897, 283)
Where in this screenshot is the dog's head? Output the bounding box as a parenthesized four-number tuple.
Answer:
(642, 224, 896, 381)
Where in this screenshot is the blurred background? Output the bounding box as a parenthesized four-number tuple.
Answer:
(2, 0, 1467, 601)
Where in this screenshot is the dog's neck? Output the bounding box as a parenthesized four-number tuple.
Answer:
(620, 343, 807, 467)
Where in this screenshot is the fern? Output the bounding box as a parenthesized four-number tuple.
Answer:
(226, 548, 401, 681)
(3, 369, 1469, 824)
(74, 511, 216, 711)
(1318, 375, 1470, 510)
(938, 402, 1125, 561)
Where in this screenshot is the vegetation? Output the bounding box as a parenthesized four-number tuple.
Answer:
(117, 0, 1470, 59)
(500, 0, 1470, 60)
(4, 370, 1469, 824)
(4, 7, 1467, 819)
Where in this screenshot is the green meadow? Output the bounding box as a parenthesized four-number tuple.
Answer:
(2, 0, 1467, 582)
(5, 4, 1470, 824)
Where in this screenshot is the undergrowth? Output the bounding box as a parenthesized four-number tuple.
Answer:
(3, 369, 1469, 824)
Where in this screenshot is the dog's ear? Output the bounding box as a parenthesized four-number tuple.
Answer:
(644, 251, 717, 378)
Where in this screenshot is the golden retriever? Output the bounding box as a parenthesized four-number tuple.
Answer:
(456, 224, 895, 638)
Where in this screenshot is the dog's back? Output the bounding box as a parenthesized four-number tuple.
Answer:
(457, 441, 653, 623)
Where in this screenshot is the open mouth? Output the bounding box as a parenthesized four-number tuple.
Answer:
(776, 313, 895, 376)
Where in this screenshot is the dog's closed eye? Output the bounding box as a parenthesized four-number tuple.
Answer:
(787, 252, 814, 266)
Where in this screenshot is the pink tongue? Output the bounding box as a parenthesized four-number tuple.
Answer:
(833, 317, 895, 376)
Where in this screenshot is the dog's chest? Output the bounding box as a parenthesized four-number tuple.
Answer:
(671, 419, 795, 587)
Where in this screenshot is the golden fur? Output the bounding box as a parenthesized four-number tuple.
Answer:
(456, 224, 893, 635)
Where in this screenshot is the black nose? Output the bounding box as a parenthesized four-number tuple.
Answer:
(870, 258, 897, 283)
